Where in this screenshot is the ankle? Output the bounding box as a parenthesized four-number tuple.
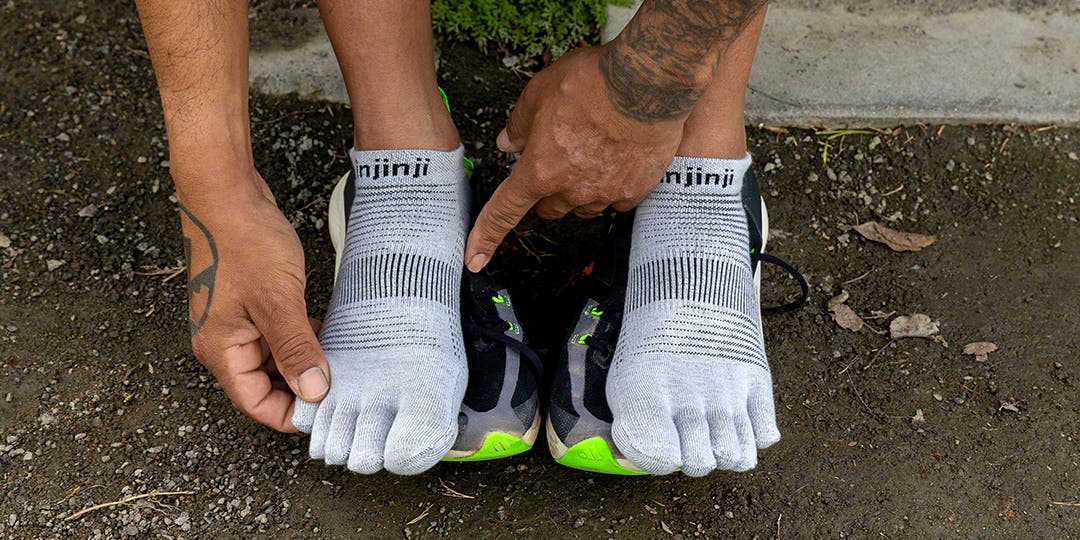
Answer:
(353, 93, 460, 151)
(677, 118, 748, 159)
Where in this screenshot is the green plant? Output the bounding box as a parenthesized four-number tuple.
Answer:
(431, 0, 628, 60)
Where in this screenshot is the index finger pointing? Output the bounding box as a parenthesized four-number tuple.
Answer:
(465, 172, 538, 272)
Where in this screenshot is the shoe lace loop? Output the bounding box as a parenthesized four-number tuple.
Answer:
(751, 252, 810, 315)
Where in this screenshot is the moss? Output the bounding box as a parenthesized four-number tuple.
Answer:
(431, 0, 628, 60)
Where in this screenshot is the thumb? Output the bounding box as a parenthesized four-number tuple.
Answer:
(497, 86, 536, 153)
(251, 289, 330, 402)
(464, 171, 538, 273)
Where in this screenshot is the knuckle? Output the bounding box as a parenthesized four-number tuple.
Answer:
(564, 191, 592, 207)
(485, 204, 521, 233)
(274, 333, 317, 371)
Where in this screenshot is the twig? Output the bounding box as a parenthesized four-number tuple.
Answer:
(880, 184, 904, 197)
(848, 375, 876, 418)
(135, 265, 186, 283)
(438, 478, 475, 500)
(64, 490, 194, 522)
(840, 269, 873, 286)
(776, 513, 782, 540)
(124, 45, 150, 59)
(862, 341, 895, 371)
(406, 504, 433, 526)
(1050, 501, 1080, 507)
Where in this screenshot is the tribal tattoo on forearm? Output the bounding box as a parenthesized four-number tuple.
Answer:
(600, 0, 767, 122)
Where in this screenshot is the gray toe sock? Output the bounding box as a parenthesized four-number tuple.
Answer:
(607, 153, 781, 476)
(292, 146, 469, 475)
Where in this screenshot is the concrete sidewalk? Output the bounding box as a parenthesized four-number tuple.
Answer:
(251, 3, 1080, 127)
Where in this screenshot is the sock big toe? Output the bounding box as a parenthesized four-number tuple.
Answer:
(609, 395, 681, 475)
(383, 399, 461, 475)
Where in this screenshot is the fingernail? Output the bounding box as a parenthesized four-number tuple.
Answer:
(467, 253, 489, 273)
(297, 367, 328, 401)
(496, 130, 510, 152)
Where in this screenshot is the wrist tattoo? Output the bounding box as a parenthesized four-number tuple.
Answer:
(600, 0, 766, 122)
(179, 204, 218, 336)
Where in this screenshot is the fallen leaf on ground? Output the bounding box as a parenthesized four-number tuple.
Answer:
(963, 341, 998, 362)
(827, 291, 864, 331)
(853, 222, 936, 252)
(1001, 504, 1019, 520)
(890, 314, 940, 339)
(0, 233, 9, 248)
(998, 397, 1026, 413)
(911, 408, 925, 428)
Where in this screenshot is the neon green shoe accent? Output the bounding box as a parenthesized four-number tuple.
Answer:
(437, 86, 475, 178)
(442, 432, 532, 462)
(590, 306, 604, 317)
(491, 294, 506, 304)
(576, 333, 592, 345)
(555, 437, 648, 476)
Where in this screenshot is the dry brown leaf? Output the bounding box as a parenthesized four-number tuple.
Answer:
(853, 222, 936, 252)
(963, 341, 998, 362)
(831, 304, 864, 332)
(890, 314, 940, 339)
(827, 291, 864, 331)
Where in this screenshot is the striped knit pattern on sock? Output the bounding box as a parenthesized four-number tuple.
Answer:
(607, 153, 780, 477)
(292, 146, 469, 476)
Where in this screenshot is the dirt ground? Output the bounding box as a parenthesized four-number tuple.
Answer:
(2, 1, 1078, 538)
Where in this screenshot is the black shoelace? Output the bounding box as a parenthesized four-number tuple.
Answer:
(752, 252, 810, 315)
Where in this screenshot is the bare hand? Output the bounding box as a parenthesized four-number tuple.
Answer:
(463, 45, 684, 272)
(180, 173, 329, 432)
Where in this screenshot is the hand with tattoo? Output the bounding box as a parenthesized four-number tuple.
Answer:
(179, 172, 330, 433)
(464, 0, 767, 272)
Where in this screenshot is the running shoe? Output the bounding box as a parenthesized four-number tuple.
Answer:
(546, 167, 809, 475)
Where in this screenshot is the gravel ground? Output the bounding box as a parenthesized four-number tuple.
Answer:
(1, 1, 1078, 538)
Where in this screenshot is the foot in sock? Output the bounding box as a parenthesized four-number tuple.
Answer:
(607, 154, 780, 476)
(292, 146, 469, 475)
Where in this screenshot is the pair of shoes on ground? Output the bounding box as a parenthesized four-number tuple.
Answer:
(301, 156, 807, 475)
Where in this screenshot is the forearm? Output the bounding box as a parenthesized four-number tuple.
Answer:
(601, 0, 767, 122)
(135, 0, 262, 206)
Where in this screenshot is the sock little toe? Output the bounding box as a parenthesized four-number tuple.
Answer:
(607, 153, 778, 475)
(292, 146, 469, 475)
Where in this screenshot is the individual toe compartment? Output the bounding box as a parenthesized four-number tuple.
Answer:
(322, 403, 360, 465)
(291, 398, 320, 433)
(707, 408, 743, 471)
(673, 406, 716, 477)
(307, 400, 337, 460)
(731, 414, 759, 472)
(610, 396, 681, 475)
(347, 396, 396, 474)
(747, 383, 781, 449)
(383, 399, 460, 475)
